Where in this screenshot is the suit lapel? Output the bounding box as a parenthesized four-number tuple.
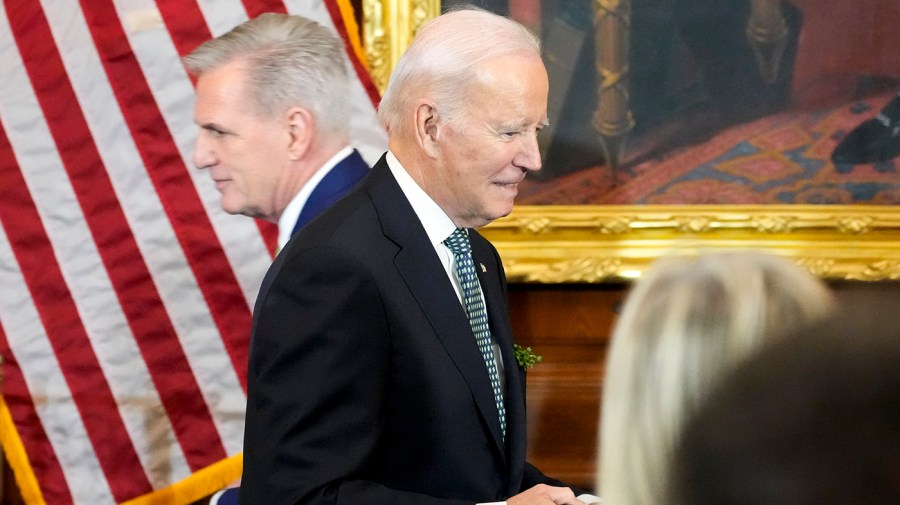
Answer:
(365, 159, 508, 461)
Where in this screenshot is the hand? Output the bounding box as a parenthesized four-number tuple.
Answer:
(507, 484, 587, 505)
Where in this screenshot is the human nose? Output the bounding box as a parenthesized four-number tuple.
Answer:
(193, 132, 216, 170)
(514, 131, 542, 172)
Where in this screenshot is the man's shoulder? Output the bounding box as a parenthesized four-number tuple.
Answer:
(297, 189, 377, 242)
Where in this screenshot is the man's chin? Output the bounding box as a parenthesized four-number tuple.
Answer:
(481, 204, 515, 227)
(220, 204, 241, 216)
(220, 201, 251, 218)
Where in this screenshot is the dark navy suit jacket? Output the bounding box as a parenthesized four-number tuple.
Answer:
(292, 149, 370, 233)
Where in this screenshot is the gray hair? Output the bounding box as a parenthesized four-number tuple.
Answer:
(598, 250, 834, 505)
(184, 13, 350, 135)
(377, 7, 541, 135)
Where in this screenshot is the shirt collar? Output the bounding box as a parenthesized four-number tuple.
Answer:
(277, 146, 354, 249)
(385, 150, 458, 247)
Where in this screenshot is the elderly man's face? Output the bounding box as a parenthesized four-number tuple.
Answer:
(192, 59, 290, 222)
(431, 53, 548, 229)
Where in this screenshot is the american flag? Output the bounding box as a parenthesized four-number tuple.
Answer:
(0, 1, 386, 503)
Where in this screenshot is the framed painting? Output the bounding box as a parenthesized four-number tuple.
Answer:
(360, 0, 900, 282)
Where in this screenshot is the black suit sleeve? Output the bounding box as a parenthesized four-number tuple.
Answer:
(240, 246, 470, 505)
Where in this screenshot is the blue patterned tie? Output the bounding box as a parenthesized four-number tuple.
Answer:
(444, 228, 506, 439)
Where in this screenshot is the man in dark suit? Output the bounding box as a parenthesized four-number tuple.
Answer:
(185, 13, 371, 252)
(184, 14, 375, 505)
(240, 8, 599, 505)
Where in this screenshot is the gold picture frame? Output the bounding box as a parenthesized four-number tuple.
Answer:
(361, 0, 900, 283)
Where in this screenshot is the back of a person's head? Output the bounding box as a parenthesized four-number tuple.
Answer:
(377, 7, 541, 135)
(670, 311, 900, 505)
(184, 13, 349, 135)
(598, 250, 834, 505)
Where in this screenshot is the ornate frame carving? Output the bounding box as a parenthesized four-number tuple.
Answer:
(361, 0, 900, 283)
(361, 0, 438, 92)
(485, 205, 900, 283)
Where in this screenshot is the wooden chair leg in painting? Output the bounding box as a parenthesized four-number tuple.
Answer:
(593, 0, 635, 177)
(746, 0, 788, 85)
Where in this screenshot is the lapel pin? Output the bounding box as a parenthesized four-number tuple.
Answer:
(480, 263, 487, 273)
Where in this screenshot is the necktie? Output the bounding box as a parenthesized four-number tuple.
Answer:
(444, 228, 506, 439)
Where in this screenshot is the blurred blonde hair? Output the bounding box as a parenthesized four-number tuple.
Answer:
(598, 250, 834, 505)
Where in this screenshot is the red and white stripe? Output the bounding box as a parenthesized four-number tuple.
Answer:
(0, 1, 386, 503)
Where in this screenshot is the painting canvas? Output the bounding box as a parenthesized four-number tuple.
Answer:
(443, 0, 900, 205)
(363, 0, 900, 282)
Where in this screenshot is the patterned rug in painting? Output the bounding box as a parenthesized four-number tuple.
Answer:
(519, 89, 900, 205)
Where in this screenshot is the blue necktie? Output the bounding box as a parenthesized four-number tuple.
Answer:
(444, 228, 506, 439)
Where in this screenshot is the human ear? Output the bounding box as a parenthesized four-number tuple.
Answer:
(285, 107, 314, 160)
(414, 102, 440, 158)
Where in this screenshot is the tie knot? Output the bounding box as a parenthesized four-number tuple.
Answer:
(443, 228, 471, 256)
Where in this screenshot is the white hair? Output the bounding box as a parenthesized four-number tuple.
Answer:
(184, 13, 350, 136)
(377, 7, 541, 135)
